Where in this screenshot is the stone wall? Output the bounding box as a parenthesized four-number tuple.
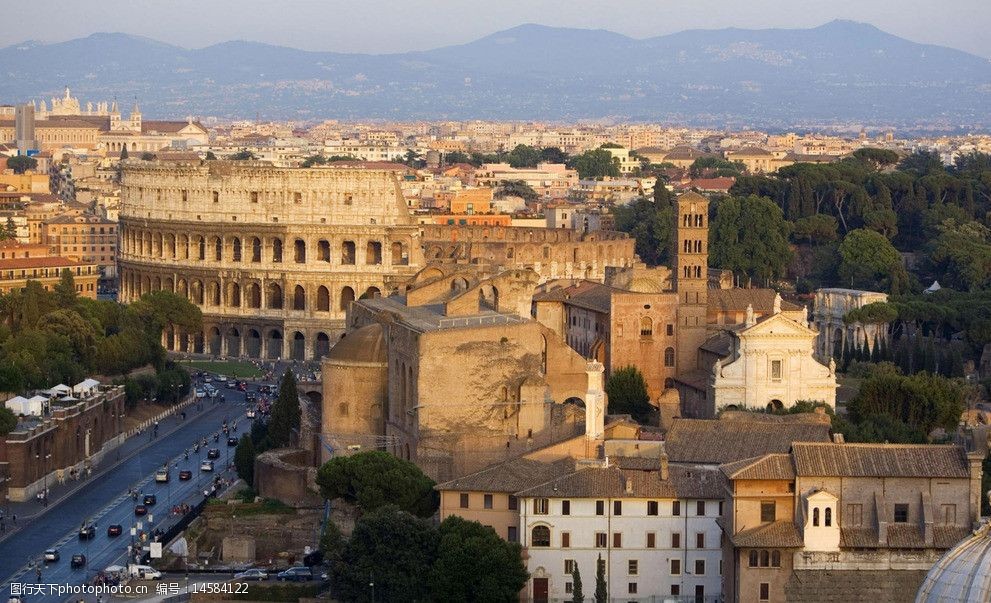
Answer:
(254, 448, 323, 508)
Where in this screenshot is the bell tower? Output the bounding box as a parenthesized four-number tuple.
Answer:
(675, 191, 709, 372)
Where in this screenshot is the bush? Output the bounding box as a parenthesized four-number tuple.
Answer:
(316, 451, 438, 518)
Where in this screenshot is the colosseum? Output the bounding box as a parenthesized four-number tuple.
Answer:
(118, 160, 634, 360)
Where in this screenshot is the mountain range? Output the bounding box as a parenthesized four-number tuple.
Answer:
(1, 20, 989, 126)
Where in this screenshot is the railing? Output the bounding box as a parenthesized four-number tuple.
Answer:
(435, 314, 525, 329)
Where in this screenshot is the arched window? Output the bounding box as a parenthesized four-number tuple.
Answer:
(293, 285, 306, 310)
(749, 550, 759, 567)
(294, 239, 306, 263)
(213, 237, 222, 261)
(813, 507, 820, 527)
(664, 347, 675, 367)
(824, 507, 832, 527)
(228, 282, 241, 307)
(531, 526, 551, 547)
(247, 283, 261, 309)
(267, 283, 283, 309)
(231, 237, 242, 262)
(272, 238, 283, 263)
(759, 550, 770, 567)
(366, 241, 382, 265)
(317, 240, 330, 262)
(771, 551, 781, 567)
(341, 241, 356, 265)
(640, 317, 653, 337)
(316, 286, 330, 312)
(340, 286, 355, 312)
(251, 237, 262, 263)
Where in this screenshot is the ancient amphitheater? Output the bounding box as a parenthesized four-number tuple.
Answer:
(118, 160, 634, 360)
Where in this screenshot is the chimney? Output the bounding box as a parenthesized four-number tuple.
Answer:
(584, 361, 606, 441)
(833, 433, 845, 444)
(659, 454, 670, 481)
(624, 476, 633, 494)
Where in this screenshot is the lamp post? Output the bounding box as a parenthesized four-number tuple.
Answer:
(35, 449, 51, 506)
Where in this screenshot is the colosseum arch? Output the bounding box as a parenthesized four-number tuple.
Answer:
(142, 231, 151, 255)
(317, 240, 330, 262)
(192, 332, 204, 354)
(293, 285, 306, 311)
(166, 234, 176, 259)
(267, 283, 284, 309)
(227, 282, 241, 307)
(366, 241, 383, 265)
(360, 286, 381, 300)
(246, 283, 261, 309)
(177, 279, 188, 299)
(314, 332, 331, 359)
(231, 237, 242, 262)
(226, 328, 241, 357)
(154, 233, 163, 258)
(208, 327, 221, 356)
(178, 234, 189, 260)
(340, 286, 355, 311)
(291, 331, 306, 361)
(191, 280, 204, 304)
(316, 286, 330, 312)
(164, 277, 174, 293)
(294, 239, 306, 264)
(266, 329, 283, 359)
(245, 329, 262, 358)
(153, 276, 161, 291)
(427, 245, 443, 260)
(341, 241, 356, 265)
(195, 236, 205, 261)
(391, 241, 408, 265)
(250, 237, 262, 263)
(165, 326, 175, 351)
(212, 237, 223, 261)
(271, 238, 283, 263)
(479, 284, 499, 311)
(208, 281, 221, 306)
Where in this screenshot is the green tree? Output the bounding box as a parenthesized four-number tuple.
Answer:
(53, 268, 78, 309)
(594, 554, 607, 603)
(267, 370, 300, 447)
(709, 195, 793, 286)
(316, 451, 438, 517)
(1, 217, 18, 241)
(403, 149, 422, 167)
(119, 147, 129, 160)
(569, 149, 620, 180)
(847, 371, 965, 435)
(429, 516, 529, 602)
(230, 149, 256, 160)
(689, 156, 744, 178)
(7, 156, 38, 174)
(301, 154, 328, 168)
(571, 565, 584, 603)
(792, 214, 838, 246)
(852, 148, 900, 170)
(234, 433, 256, 488)
(898, 150, 944, 175)
(927, 219, 991, 291)
(443, 151, 471, 164)
(838, 229, 909, 293)
(496, 180, 538, 203)
(612, 197, 675, 266)
(540, 147, 569, 164)
(333, 507, 438, 603)
(129, 290, 203, 341)
(507, 144, 541, 169)
(605, 366, 652, 423)
(318, 520, 345, 564)
(0, 406, 17, 435)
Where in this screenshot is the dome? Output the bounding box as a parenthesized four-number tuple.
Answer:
(915, 522, 991, 602)
(325, 323, 386, 364)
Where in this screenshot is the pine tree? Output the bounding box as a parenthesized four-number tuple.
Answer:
(120, 146, 128, 160)
(54, 268, 77, 309)
(571, 565, 584, 603)
(267, 370, 300, 448)
(594, 555, 607, 603)
(842, 337, 854, 372)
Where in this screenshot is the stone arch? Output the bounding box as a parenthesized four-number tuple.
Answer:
(250, 237, 262, 263)
(479, 284, 499, 310)
(192, 332, 204, 354)
(227, 282, 241, 307)
(266, 329, 283, 359)
(293, 238, 306, 263)
(191, 280, 204, 304)
(231, 237, 242, 262)
(164, 277, 174, 293)
(291, 331, 305, 361)
(360, 286, 381, 300)
(316, 286, 330, 312)
(341, 240, 356, 264)
(767, 399, 784, 412)
(208, 326, 221, 356)
(391, 241, 408, 265)
(165, 326, 176, 351)
(245, 329, 262, 358)
(271, 237, 283, 263)
(153, 276, 162, 291)
(293, 284, 306, 310)
(366, 241, 382, 264)
(340, 286, 355, 311)
(451, 277, 469, 293)
(247, 283, 261, 309)
(314, 332, 330, 359)
(166, 233, 176, 259)
(177, 278, 188, 299)
(211, 236, 222, 261)
(317, 239, 331, 262)
(267, 282, 284, 309)
(207, 280, 221, 306)
(226, 328, 241, 357)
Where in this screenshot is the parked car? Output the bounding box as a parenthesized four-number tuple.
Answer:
(178, 470, 193, 481)
(276, 566, 313, 582)
(203, 375, 213, 383)
(70, 554, 86, 569)
(227, 437, 238, 447)
(207, 448, 221, 459)
(245, 393, 256, 402)
(217, 375, 227, 383)
(134, 505, 148, 516)
(194, 389, 206, 399)
(154, 469, 169, 483)
(107, 524, 123, 537)
(78, 523, 96, 540)
(43, 549, 60, 562)
(233, 568, 269, 581)
(237, 382, 247, 392)
(143, 494, 157, 506)
(129, 565, 162, 580)
(246, 409, 256, 418)
(200, 460, 214, 472)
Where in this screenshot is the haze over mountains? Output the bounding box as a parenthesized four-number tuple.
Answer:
(1, 20, 989, 126)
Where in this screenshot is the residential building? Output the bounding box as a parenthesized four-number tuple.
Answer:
(474, 163, 578, 199)
(0, 254, 99, 298)
(42, 213, 118, 281)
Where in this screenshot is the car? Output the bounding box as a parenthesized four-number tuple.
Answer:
(227, 437, 238, 447)
(130, 565, 162, 580)
(194, 389, 207, 399)
(107, 524, 123, 537)
(238, 382, 247, 392)
(78, 523, 96, 540)
(207, 448, 221, 459)
(143, 494, 157, 506)
(276, 566, 313, 582)
(245, 392, 256, 402)
(217, 375, 227, 383)
(70, 554, 86, 569)
(134, 505, 148, 516)
(246, 409, 256, 418)
(179, 470, 193, 481)
(154, 469, 169, 483)
(200, 460, 214, 472)
(204, 376, 213, 383)
(43, 549, 60, 562)
(233, 568, 269, 581)
(226, 380, 236, 389)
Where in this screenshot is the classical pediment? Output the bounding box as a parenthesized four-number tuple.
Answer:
(741, 312, 817, 338)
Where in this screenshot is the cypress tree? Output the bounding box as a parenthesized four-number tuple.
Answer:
(571, 565, 584, 603)
(594, 555, 607, 603)
(267, 370, 300, 448)
(871, 333, 882, 363)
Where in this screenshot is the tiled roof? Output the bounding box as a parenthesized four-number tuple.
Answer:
(730, 520, 803, 548)
(434, 457, 574, 493)
(0, 256, 89, 270)
(840, 525, 971, 550)
(699, 332, 733, 357)
(668, 465, 726, 499)
(708, 288, 800, 314)
(840, 527, 879, 548)
(791, 443, 970, 478)
(515, 465, 677, 499)
(934, 526, 972, 549)
(721, 454, 795, 480)
(665, 417, 831, 465)
(784, 569, 929, 602)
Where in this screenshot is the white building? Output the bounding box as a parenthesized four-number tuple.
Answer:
(811, 288, 889, 360)
(517, 457, 724, 602)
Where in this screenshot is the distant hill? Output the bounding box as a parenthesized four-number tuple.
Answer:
(1, 21, 989, 126)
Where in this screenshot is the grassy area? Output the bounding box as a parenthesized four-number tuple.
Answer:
(179, 360, 263, 379)
(206, 498, 296, 517)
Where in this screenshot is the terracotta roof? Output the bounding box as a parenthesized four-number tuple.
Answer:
(675, 177, 736, 191)
(699, 332, 733, 357)
(840, 525, 971, 550)
(729, 147, 774, 157)
(665, 417, 831, 465)
(730, 520, 803, 548)
(0, 256, 89, 270)
(708, 288, 800, 314)
(515, 464, 677, 499)
(721, 454, 795, 480)
(840, 527, 879, 548)
(791, 443, 970, 478)
(435, 457, 574, 493)
(662, 146, 707, 160)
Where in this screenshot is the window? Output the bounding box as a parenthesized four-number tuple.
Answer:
(614, 501, 623, 516)
(249, 191, 257, 203)
(760, 501, 776, 523)
(459, 493, 469, 508)
(646, 533, 656, 548)
(671, 585, 681, 596)
(508, 526, 518, 542)
(596, 500, 605, 516)
(664, 347, 675, 367)
(759, 583, 770, 601)
(640, 317, 653, 337)
(670, 559, 681, 576)
(696, 501, 706, 516)
(562, 500, 571, 516)
(719, 501, 724, 516)
(531, 526, 550, 547)
(813, 507, 820, 527)
(894, 504, 909, 523)
(215, 191, 222, 203)
(508, 496, 518, 511)
(695, 560, 705, 576)
(595, 532, 607, 548)
(847, 503, 863, 527)
(672, 501, 681, 516)
(565, 559, 576, 574)
(565, 582, 573, 594)
(695, 585, 705, 602)
(825, 507, 832, 527)
(647, 501, 658, 516)
(628, 560, 638, 575)
(628, 583, 638, 595)
(760, 550, 770, 567)
(771, 359, 782, 380)
(672, 533, 681, 548)
(666, 323, 674, 336)
(562, 532, 570, 548)
(771, 551, 781, 567)
(484, 494, 493, 509)
(696, 533, 705, 549)
(748, 550, 759, 567)
(613, 533, 622, 548)
(534, 498, 549, 515)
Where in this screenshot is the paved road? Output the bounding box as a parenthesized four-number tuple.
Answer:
(0, 377, 262, 600)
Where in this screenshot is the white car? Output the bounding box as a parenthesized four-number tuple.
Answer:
(233, 568, 269, 581)
(246, 409, 256, 419)
(129, 564, 162, 580)
(200, 460, 214, 472)
(43, 549, 60, 562)
(217, 375, 227, 383)
(203, 376, 213, 383)
(194, 389, 206, 399)
(154, 469, 169, 483)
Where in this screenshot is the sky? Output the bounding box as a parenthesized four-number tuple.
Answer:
(5, 0, 991, 58)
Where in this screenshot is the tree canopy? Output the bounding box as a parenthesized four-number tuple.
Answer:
(230, 149, 256, 160)
(316, 451, 438, 517)
(267, 370, 300, 447)
(7, 156, 37, 174)
(507, 144, 542, 169)
(569, 149, 620, 180)
(604, 366, 652, 423)
(837, 229, 909, 293)
(709, 195, 793, 286)
(428, 516, 529, 602)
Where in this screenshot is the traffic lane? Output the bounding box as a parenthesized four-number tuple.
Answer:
(0, 396, 249, 584)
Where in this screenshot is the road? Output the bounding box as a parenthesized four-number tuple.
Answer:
(0, 377, 261, 601)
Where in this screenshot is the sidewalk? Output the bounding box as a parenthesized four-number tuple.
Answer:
(0, 396, 207, 543)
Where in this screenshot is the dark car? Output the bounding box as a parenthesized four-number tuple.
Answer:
(70, 554, 86, 569)
(178, 470, 193, 481)
(276, 566, 313, 582)
(207, 448, 221, 459)
(107, 524, 123, 537)
(245, 392, 256, 402)
(227, 437, 238, 447)
(78, 523, 96, 540)
(134, 505, 148, 516)
(143, 494, 157, 506)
